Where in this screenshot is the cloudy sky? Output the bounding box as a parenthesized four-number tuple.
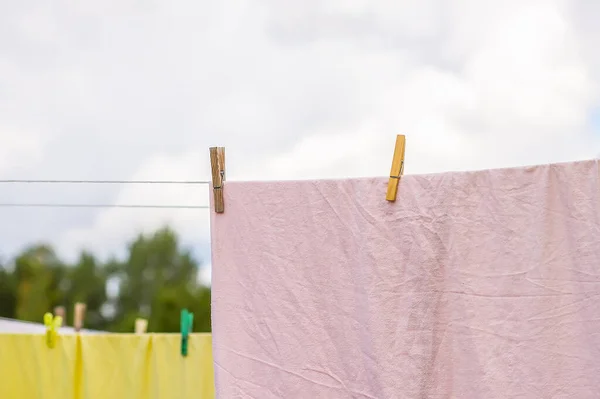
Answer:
(0, 0, 599, 284)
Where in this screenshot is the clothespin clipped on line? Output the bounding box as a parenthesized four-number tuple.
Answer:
(386, 135, 406, 202)
(44, 312, 62, 349)
(209, 147, 226, 213)
(74, 302, 86, 332)
(180, 309, 194, 357)
(135, 318, 148, 334)
(53, 306, 66, 321)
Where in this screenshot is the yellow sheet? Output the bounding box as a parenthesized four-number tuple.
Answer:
(0, 333, 215, 399)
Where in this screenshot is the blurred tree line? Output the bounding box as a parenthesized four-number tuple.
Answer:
(0, 226, 211, 332)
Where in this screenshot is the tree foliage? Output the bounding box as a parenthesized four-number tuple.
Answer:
(0, 226, 211, 333)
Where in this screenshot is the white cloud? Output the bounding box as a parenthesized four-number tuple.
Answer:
(56, 150, 211, 261)
(462, 3, 594, 129)
(198, 264, 212, 287)
(0, 129, 44, 174)
(0, 0, 599, 264)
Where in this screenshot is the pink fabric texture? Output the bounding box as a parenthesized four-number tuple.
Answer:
(211, 160, 600, 398)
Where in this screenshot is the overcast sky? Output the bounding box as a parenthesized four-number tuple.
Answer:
(0, 0, 599, 285)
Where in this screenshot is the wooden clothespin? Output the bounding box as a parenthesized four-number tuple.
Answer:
(209, 147, 226, 213)
(74, 302, 86, 332)
(43, 312, 62, 349)
(180, 309, 194, 357)
(53, 306, 66, 321)
(386, 135, 406, 202)
(134, 318, 148, 334)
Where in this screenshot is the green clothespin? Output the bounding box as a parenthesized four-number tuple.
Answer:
(180, 309, 194, 357)
(44, 312, 62, 349)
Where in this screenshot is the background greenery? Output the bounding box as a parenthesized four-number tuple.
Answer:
(0, 226, 211, 332)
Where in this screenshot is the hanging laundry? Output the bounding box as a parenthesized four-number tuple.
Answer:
(211, 159, 600, 398)
(0, 333, 215, 398)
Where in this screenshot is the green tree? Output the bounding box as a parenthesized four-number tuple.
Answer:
(110, 226, 207, 332)
(148, 285, 211, 332)
(0, 264, 17, 318)
(13, 245, 62, 322)
(0, 226, 211, 333)
(61, 252, 108, 330)
(190, 285, 211, 332)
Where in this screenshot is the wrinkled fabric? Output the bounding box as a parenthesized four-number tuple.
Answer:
(0, 333, 215, 398)
(211, 160, 600, 398)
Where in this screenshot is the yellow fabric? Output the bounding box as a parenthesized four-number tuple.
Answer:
(0, 333, 215, 399)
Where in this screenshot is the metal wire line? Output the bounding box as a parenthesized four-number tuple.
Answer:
(0, 203, 209, 209)
(0, 178, 212, 209)
(0, 179, 210, 184)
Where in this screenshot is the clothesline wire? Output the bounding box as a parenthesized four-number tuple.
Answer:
(0, 203, 209, 209)
(0, 179, 210, 184)
(0, 179, 213, 209)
